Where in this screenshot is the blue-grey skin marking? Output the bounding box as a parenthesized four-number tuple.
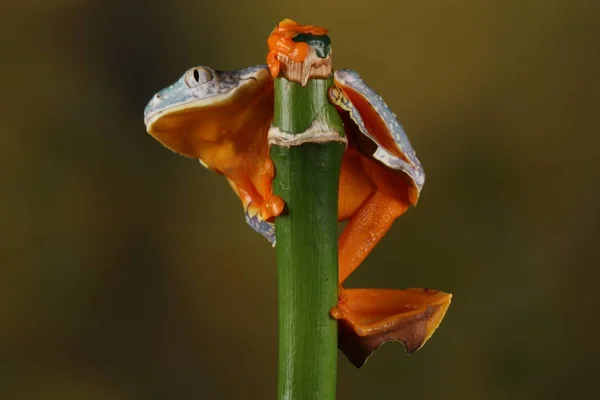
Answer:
(144, 64, 269, 127)
(144, 64, 276, 244)
(246, 212, 276, 245)
(333, 69, 425, 195)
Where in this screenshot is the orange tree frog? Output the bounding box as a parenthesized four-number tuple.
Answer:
(144, 62, 450, 366)
(144, 66, 281, 243)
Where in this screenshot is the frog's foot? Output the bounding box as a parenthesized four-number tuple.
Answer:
(260, 195, 285, 222)
(267, 34, 310, 78)
(275, 18, 329, 36)
(268, 35, 309, 63)
(338, 190, 410, 284)
(267, 19, 329, 77)
(330, 287, 452, 368)
(267, 51, 281, 80)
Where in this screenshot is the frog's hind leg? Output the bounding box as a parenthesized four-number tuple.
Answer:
(335, 155, 452, 367)
(337, 153, 411, 284)
(338, 190, 408, 283)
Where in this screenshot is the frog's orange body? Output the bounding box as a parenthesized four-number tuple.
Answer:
(144, 20, 450, 367)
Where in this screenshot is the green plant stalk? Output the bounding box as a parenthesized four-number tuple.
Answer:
(270, 48, 346, 399)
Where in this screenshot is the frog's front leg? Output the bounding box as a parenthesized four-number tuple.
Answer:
(219, 152, 284, 222)
(226, 172, 283, 223)
(256, 158, 285, 222)
(224, 157, 284, 244)
(226, 175, 279, 244)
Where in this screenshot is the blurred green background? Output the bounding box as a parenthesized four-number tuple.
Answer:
(2, 0, 599, 399)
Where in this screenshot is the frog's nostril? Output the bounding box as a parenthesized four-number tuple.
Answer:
(155, 93, 162, 99)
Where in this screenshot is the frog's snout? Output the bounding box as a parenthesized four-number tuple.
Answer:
(149, 92, 163, 104)
(144, 93, 164, 126)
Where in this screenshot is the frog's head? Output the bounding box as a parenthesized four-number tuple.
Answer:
(144, 65, 272, 158)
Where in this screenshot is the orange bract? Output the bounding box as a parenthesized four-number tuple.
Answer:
(267, 19, 329, 77)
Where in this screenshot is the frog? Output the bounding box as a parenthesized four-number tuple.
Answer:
(144, 65, 281, 244)
(144, 64, 425, 282)
(144, 20, 450, 367)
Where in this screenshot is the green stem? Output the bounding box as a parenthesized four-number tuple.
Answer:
(270, 36, 346, 400)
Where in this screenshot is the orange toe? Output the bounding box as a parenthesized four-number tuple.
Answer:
(260, 196, 285, 221)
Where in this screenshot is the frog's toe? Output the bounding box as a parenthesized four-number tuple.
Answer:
(260, 196, 285, 221)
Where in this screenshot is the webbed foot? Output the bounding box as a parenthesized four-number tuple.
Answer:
(331, 287, 452, 368)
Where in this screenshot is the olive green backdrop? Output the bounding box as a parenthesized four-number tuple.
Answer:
(2, 1, 599, 399)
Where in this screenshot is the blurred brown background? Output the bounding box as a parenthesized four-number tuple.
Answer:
(1, 0, 599, 399)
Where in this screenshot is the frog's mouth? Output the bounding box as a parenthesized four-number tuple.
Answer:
(146, 70, 272, 158)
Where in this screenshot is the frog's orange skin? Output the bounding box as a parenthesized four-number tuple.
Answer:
(145, 47, 450, 364)
(267, 19, 329, 77)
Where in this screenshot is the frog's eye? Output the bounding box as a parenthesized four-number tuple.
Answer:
(185, 67, 212, 88)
